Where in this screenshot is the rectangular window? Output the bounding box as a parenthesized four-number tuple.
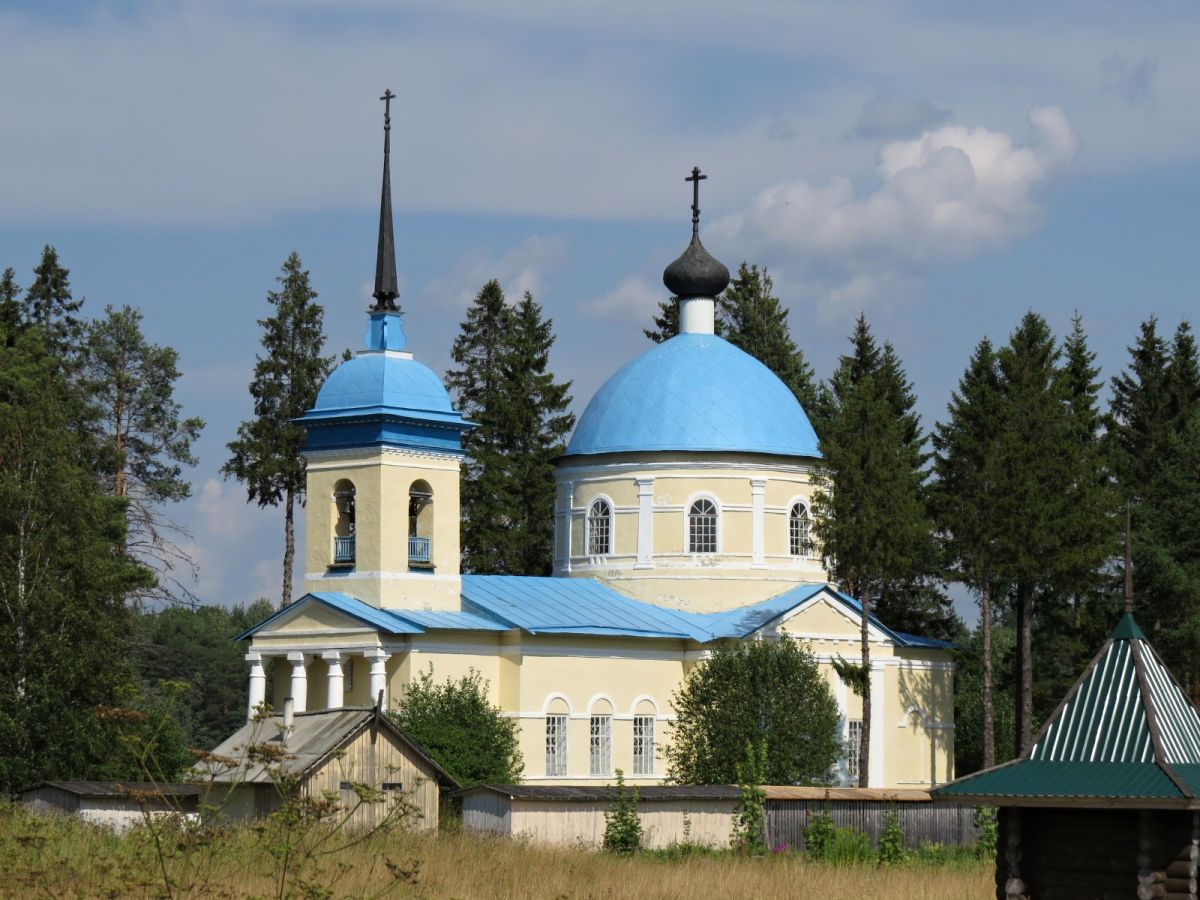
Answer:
(590, 715, 612, 776)
(545, 715, 568, 777)
(847, 719, 862, 781)
(344, 659, 354, 693)
(633, 715, 656, 776)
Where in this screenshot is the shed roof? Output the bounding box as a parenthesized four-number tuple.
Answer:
(198, 707, 458, 789)
(934, 613, 1200, 807)
(19, 781, 201, 798)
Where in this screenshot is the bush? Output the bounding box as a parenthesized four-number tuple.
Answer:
(730, 742, 767, 856)
(603, 770, 642, 854)
(878, 805, 906, 865)
(973, 806, 998, 861)
(803, 807, 836, 857)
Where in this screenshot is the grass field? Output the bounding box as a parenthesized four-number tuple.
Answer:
(0, 804, 993, 899)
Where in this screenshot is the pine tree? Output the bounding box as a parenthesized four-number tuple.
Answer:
(0, 325, 151, 790)
(932, 338, 1004, 769)
(23, 245, 83, 353)
(224, 253, 331, 608)
(447, 282, 574, 575)
(719, 263, 819, 412)
(813, 314, 935, 786)
(82, 305, 205, 605)
(500, 293, 575, 575)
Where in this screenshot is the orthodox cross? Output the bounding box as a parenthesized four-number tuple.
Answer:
(685, 166, 706, 234)
(380, 89, 395, 153)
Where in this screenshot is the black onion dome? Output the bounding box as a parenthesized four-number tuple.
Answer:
(662, 233, 730, 298)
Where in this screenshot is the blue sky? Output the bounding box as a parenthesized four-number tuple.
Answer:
(1, 1, 1197, 616)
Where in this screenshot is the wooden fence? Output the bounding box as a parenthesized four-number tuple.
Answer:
(762, 787, 980, 850)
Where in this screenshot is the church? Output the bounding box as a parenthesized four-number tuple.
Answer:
(237, 98, 955, 790)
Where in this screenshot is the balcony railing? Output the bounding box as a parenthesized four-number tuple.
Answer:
(408, 535, 432, 566)
(333, 534, 356, 564)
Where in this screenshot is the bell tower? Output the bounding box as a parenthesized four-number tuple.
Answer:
(298, 90, 473, 611)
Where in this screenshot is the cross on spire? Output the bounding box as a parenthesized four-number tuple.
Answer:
(685, 166, 707, 235)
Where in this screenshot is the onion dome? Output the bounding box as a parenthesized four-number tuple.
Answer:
(663, 233, 730, 298)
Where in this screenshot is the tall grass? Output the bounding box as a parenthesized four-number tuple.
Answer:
(0, 803, 992, 898)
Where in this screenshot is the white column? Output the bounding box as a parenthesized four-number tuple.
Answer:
(832, 672, 848, 785)
(564, 482, 574, 574)
(246, 651, 267, 719)
(635, 478, 654, 569)
(869, 662, 885, 787)
(287, 651, 309, 713)
(750, 479, 766, 568)
(679, 297, 715, 334)
(323, 651, 345, 709)
(367, 650, 390, 708)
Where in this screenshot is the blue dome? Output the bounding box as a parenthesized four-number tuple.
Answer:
(565, 333, 821, 458)
(310, 353, 454, 416)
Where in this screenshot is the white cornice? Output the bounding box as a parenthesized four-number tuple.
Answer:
(554, 459, 821, 478)
(304, 445, 464, 465)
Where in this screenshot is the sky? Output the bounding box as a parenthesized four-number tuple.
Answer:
(1, 1, 1197, 618)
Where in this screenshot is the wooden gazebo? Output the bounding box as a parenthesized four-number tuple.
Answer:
(935, 613, 1200, 900)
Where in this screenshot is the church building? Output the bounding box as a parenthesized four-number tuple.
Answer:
(237, 98, 955, 789)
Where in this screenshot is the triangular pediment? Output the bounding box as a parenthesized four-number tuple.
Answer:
(772, 589, 893, 644)
(237, 592, 420, 640)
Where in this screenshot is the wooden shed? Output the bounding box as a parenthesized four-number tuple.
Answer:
(18, 781, 200, 832)
(461, 784, 740, 849)
(935, 613, 1200, 900)
(196, 706, 457, 831)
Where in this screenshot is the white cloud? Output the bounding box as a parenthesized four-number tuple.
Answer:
(711, 107, 1077, 305)
(419, 236, 569, 310)
(581, 276, 663, 319)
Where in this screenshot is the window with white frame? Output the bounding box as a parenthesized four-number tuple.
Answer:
(688, 498, 718, 554)
(590, 715, 612, 775)
(633, 715, 656, 775)
(789, 502, 813, 557)
(846, 719, 862, 781)
(587, 498, 612, 556)
(545, 715, 568, 776)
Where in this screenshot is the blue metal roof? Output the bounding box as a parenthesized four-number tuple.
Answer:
(237, 581, 943, 649)
(460, 575, 711, 641)
(564, 333, 821, 458)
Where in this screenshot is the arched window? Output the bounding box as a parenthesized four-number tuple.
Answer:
(789, 502, 813, 557)
(332, 480, 356, 565)
(688, 498, 718, 554)
(587, 498, 612, 556)
(408, 479, 434, 569)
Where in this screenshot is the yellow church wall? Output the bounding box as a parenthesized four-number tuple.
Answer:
(302, 448, 464, 610)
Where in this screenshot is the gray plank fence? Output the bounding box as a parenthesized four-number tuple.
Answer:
(765, 799, 980, 851)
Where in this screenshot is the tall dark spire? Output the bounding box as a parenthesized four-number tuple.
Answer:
(371, 89, 400, 312)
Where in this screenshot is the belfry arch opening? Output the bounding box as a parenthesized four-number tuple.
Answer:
(332, 479, 356, 567)
(408, 479, 434, 569)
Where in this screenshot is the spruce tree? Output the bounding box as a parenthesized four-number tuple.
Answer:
(82, 305, 205, 606)
(0, 268, 19, 341)
(932, 338, 1004, 769)
(719, 263, 819, 412)
(447, 280, 516, 574)
(23, 245, 83, 353)
(643, 296, 680, 344)
(500, 293, 575, 575)
(447, 282, 574, 575)
(1106, 318, 1172, 503)
(224, 253, 331, 608)
(813, 314, 935, 786)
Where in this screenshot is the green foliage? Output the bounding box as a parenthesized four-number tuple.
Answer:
(603, 769, 643, 854)
(973, 806, 998, 861)
(82, 304, 205, 605)
(387, 667, 523, 787)
(223, 252, 331, 607)
(730, 742, 767, 856)
(0, 325, 152, 791)
(132, 602, 271, 751)
(878, 805, 906, 865)
(447, 282, 573, 575)
(805, 814, 873, 864)
(719, 264, 819, 411)
(803, 807, 836, 857)
(666, 638, 841, 785)
(830, 656, 869, 697)
(952, 624, 1017, 776)
(644, 294, 682, 343)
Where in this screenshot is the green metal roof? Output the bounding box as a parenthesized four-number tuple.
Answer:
(935, 613, 1200, 806)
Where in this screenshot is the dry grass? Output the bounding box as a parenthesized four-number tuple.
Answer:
(0, 805, 992, 899)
